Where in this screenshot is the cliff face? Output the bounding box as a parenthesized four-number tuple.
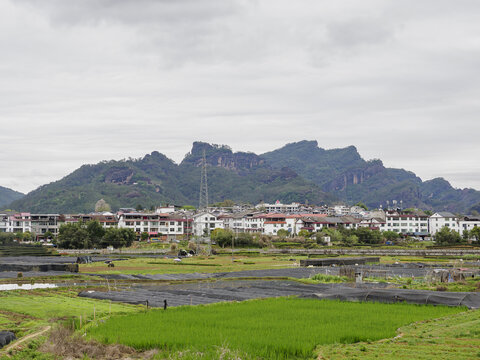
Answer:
(181, 142, 264, 172)
(323, 160, 385, 192)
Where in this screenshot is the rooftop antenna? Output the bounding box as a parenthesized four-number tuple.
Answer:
(199, 149, 209, 210)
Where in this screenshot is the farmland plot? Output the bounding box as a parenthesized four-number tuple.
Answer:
(88, 297, 463, 359)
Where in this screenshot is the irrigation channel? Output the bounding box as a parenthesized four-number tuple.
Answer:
(1, 254, 480, 308)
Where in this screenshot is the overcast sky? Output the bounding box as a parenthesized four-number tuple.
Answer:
(1, 0, 480, 194)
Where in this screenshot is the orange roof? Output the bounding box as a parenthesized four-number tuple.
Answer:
(264, 221, 287, 224)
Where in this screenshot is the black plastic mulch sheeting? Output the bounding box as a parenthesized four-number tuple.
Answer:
(0, 331, 15, 348)
(0, 256, 127, 265)
(78, 279, 479, 309)
(78, 280, 339, 308)
(85, 267, 335, 281)
(87, 264, 480, 282)
(305, 286, 480, 309)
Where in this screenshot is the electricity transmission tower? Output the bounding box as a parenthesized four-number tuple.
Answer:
(199, 149, 209, 210)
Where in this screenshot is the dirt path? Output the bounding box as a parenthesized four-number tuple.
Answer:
(2, 325, 51, 354)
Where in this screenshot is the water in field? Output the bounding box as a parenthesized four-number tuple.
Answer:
(0, 283, 58, 291)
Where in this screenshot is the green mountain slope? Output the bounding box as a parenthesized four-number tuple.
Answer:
(8, 142, 336, 213)
(0, 186, 24, 208)
(262, 141, 480, 212)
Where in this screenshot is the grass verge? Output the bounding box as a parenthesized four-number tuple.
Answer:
(317, 308, 480, 359)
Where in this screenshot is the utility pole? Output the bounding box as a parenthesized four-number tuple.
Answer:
(199, 149, 209, 254)
(199, 149, 209, 211)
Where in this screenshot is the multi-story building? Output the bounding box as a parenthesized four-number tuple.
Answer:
(192, 212, 224, 237)
(429, 212, 460, 235)
(297, 215, 359, 233)
(0, 214, 9, 233)
(332, 205, 350, 216)
(358, 217, 386, 231)
(384, 211, 429, 235)
(221, 212, 265, 234)
(30, 214, 60, 238)
(159, 214, 192, 239)
(262, 214, 291, 235)
(255, 201, 300, 213)
(8, 213, 31, 233)
(459, 216, 480, 233)
(117, 212, 163, 235)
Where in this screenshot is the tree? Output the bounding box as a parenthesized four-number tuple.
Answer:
(321, 228, 343, 243)
(297, 229, 311, 238)
(57, 221, 134, 249)
(314, 232, 328, 245)
(43, 231, 54, 240)
(119, 228, 136, 247)
(354, 227, 383, 244)
(58, 222, 91, 249)
(141, 231, 149, 241)
(95, 199, 111, 212)
(434, 226, 463, 246)
(462, 229, 471, 241)
(470, 226, 480, 241)
(21, 231, 34, 242)
(342, 234, 358, 247)
(235, 232, 257, 247)
(276, 229, 289, 239)
(210, 228, 233, 248)
(0, 233, 15, 244)
(355, 202, 368, 211)
(101, 227, 135, 249)
(383, 230, 400, 242)
(135, 204, 144, 211)
(86, 220, 105, 248)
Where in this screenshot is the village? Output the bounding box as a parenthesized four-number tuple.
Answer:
(1, 201, 480, 243)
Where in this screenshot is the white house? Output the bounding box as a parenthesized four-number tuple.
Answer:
(458, 216, 480, 233)
(384, 212, 429, 235)
(429, 212, 460, 235)
(262, 214, 290, 235)
(255, 201, 300, 213)
(117, 212, 192, 238)
(192, 212, 224, 237)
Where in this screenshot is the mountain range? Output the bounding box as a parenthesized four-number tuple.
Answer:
(4, 141, 480, 214)
(0, 186, 24, 208)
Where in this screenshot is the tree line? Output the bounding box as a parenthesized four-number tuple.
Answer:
(434, 226, 480, 246)
(57, 221, 135, 249)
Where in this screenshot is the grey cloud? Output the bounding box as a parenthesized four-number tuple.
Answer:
(326, 18, 395, 48)
(16, 0, 244, 25)
(1, 0, 480, 193)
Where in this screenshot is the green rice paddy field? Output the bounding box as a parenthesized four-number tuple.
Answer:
(88, 298, 464, 359)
